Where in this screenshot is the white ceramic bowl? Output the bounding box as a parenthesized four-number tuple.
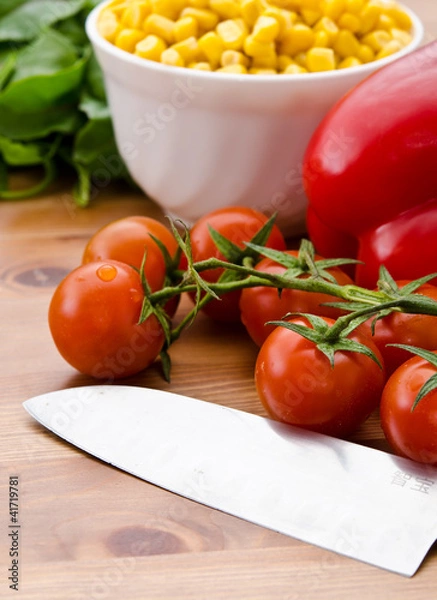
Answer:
(86, 2, 423, 236)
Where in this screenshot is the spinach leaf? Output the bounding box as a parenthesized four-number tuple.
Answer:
(0, 1, 28, 19)
(0, 0, 129, 204)
(0, 0, 87, 42)
(10, 27, 79, 82)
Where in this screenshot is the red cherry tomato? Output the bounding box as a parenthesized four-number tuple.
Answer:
(255, 317, 385, 438)
(189, 207, 286, 322)
(49, 260, 165, 380)
(239, 250, 354, 346)
(82, 216, 180, 316)
(380, 352, 437, 464)
(83, 215, 178, 287)
(364, 282, 437, 376)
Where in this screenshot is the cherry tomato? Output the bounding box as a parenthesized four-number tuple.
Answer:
(83, 216, 180, 316)
(83, 215, 178, 289)
(380, 352, 437, 464)
(255, 317, 385, 438)
(364, 282, 437, 376)
(49, 260, 165, 380)
(189, 207, 286, 322)
(239, 250, 354, 346)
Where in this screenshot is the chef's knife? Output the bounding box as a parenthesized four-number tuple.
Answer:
(23, 385, 437, 576)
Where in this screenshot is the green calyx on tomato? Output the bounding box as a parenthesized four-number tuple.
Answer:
(255, 315, 385, 438)
(268, 312, 383, 370)
(245, 238, 359, 281)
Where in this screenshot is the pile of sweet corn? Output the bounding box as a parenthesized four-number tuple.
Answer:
(97, 0, 414, 74)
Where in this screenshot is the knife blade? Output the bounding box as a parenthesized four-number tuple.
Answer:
(23, 385, 437, 576)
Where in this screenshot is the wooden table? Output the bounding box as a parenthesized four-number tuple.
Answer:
(2, 3, 437, 597)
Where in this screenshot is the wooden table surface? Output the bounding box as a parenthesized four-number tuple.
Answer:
(2, 3, 437, 597)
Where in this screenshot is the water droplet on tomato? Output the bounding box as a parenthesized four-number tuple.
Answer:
(96, 264, 117, 282)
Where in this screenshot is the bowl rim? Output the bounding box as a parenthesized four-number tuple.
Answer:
(86, 0, 425, 84)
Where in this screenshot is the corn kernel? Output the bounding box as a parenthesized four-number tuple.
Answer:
(143, 14, 175, 44)
(338, 55, 362, 68)
(386, 6, 412, 30)
(173, 16, 198, 42)
(376, 14, 396, 31)
(333, 29, 360, 57)
(267, 0, 300, 9)
(391, 27, 412, 46)
(180, 7, 219, 30)
(252, 15, 280, 43)
(98, 6, 117, 19)
(234, 18, 249, 34)
(105, 0, 126, 9)
(376, 38, 402, 59)
(115, 28, 146, 52)
(306, 46, 336, 71)
(294, 51, 307, 67)
(277, 54, 294, 70)
(198, 31, 224, 66)
(252, 53, 278, 69)
(357, 42, 375, 62)
(216, 19, 247, 50)
(358, 1, 382, 35)
(313, 30, 330, 47)
(161, 47, 185, 66)
(263, 7, 297, 38)
(345, 0, 364, 14)
(109, 2, 131, 18)
(135, 34, 167, 60)
(188, 0, 210, 8)
(210, 0, 240, 19)
(240, 0, 262, 28)
(314, 16, 339, 43)
(217, 64, 248, 73)
(150, 0, 182, 19)
(97, 12, 122, 43)
(220, 49, 249, 66)
(321, 0, 346, 22)
(362, 29, 391, 51)
(171, 36, 201, 62)
(249, 67, 277, 74)
(189, 61, 212, 69)
(279, 23, 315, 55)
(293, 0, 319, 8)
(244, 35, 276, 58)
(301, 9, 321, 26)
(283, 63, 307, 73)
(337, 12, 360, 32)
(121, 1, 151, 28)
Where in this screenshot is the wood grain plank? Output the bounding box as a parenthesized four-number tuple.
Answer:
(14, 545, 437, 600)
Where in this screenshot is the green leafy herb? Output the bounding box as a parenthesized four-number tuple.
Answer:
(0, 0, 129, 205)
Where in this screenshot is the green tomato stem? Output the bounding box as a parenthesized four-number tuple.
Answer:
(147, 251, 437, 348)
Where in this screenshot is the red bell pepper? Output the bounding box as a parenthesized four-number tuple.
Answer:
(302, 41, 437, 289)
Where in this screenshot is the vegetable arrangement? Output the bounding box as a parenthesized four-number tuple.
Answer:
(0, 0, 129, 204)
(98, 0, 415, 74)
(48, 206, 437, 465)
